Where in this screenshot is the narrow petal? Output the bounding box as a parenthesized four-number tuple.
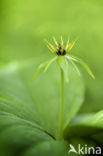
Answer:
(44, 56, 57, 72)
(69, 59, 80, 75)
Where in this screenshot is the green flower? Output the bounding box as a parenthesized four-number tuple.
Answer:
(33, 37, 95, 80)
(33, 37, 95, 140)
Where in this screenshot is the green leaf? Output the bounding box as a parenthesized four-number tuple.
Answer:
(0, 59, 84, 154)
(23, 140, 68, 156)
(0, 60, 84, 133)
(22, 138, 96, 156)
(68, 55, 95, 79)
(64, 110, 103, 142)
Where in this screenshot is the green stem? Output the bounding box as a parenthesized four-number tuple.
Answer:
(59, 67, 64, 140)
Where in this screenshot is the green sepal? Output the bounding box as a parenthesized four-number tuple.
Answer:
(66, 56, 80, 75)
(44, 56, 57, 72)
(67, 55, 95, 79)
(32, 61, 48, 79)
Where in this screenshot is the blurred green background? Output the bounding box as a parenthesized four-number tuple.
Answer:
(0, 0, 103, 113)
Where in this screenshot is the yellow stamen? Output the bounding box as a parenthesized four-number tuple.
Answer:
(53, 37, 58, 47)
(65, 37, 70, 50)
(45, 39, 56, 52)
(47, 45, 54, 53)
(65, 43, 71, 51)
(69, 41, 75, 50)
(61, 36, 63, 46)
(66, 37, 78, 52)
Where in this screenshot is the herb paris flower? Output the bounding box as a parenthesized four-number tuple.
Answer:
(33, 37, 95, 140)
(33, 37, 95, 80)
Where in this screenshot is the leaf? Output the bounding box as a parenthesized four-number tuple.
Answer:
(23, 140, 68, 156)
(68, 55, 95, 79)
(22, 138, 96, 156)
(25, 59, 84, 138)
(0, 59, 84, 154)
(64, 110, 103, 142)
(0, 113, 53, 156)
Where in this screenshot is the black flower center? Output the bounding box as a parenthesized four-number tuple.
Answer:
(56, 44, 66, 56)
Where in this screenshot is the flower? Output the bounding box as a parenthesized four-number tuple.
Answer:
(33, 37, 95, 80)
(45, 36, 75, 56)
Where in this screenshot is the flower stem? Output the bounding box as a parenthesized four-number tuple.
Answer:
(59, 67, 64, 140)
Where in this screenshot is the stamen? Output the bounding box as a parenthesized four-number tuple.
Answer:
(53, 37, 58, 47)
(61, 36, 63, 46)
(45, 39, 56, 52)
(47, 45, 54, 53)
(65, 36, 70, 50)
